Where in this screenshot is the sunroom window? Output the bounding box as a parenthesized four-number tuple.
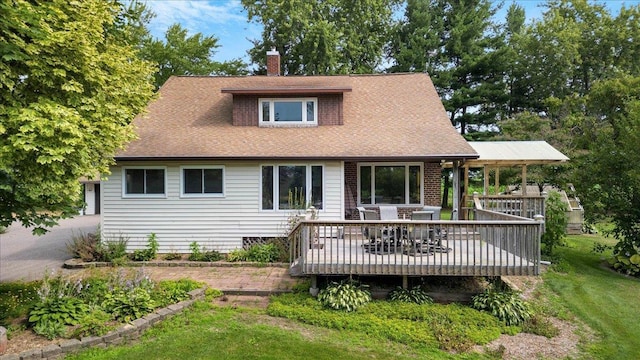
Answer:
(358, 164, 422, 205)
(261, 165, 323, 210)
(259, 98, 317, 125)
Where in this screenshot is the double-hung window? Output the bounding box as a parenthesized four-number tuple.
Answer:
(181, 166, 224, 197)
(259, 98, 317, 125)
(261, 165, 323, 210)
(123, 167, 166, 197)
(359, 164, 422, 205)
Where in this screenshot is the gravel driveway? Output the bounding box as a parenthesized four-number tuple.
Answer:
(0, 215, 100, 282)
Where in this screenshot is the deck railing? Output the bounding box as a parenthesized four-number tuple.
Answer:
(289, 217, 543, 277)
(473, 193, 546, 219)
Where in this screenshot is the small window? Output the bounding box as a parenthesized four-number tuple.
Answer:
(124, 168, 165, 196)
(259, 98, 317, 125)
(181, 166, 224, 197)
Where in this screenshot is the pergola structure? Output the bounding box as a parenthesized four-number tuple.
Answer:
(445, 141, 570, 218)
(465, 141, 569, 195)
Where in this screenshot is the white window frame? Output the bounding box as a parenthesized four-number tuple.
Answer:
(260, 164, 324, 211)
(258, 97, 318, 126)
(357, 162, 423, 206)
(122, 166, 167, 198)
(180, 165, 225, 198)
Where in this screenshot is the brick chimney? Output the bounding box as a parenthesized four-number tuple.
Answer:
(266, 49, 280, 76)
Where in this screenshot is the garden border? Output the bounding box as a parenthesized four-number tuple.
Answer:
(0, 288, 206, 360)
(63, 259, 289, 269)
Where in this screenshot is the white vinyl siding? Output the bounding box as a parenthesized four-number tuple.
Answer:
(102, 161, 343, 253)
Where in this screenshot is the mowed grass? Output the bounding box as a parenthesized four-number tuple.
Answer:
(67, 302, 489, 360)
(543, 233, 640, 358)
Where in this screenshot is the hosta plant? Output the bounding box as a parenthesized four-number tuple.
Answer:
(388, 286, 433, 305)
(317, 280, 371, 312)
(472, 284, 532, 326)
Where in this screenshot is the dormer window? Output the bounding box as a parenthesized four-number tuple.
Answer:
(259, 98, 317, 126)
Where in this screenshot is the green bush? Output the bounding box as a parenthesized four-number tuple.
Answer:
(153, 279, 202, 307)
(132, 233, 159, 261)
(101, 269, 157, 322)
(388, 286, 433, 305)
(188, 241, 223, 262)
(29, 297, 90, 327)
(246, 243, 279, 263)
(66, 231, 102, 262)
(317, 280, 371, 312)
(472, 283, 532, 326)
(164, 251, 182, 260)
(102, 287, 155, 322)
(33, 319, 67, 340)
(227, 248, 249, 262)
(71, 307, 114, 338)
(522, 314, 559, 338)
(101, 235, 129, 262)
(542, 191, 569, 256)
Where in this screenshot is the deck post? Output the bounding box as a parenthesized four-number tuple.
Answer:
(402, 275, 408, 289)
(309, 275, 319, 296)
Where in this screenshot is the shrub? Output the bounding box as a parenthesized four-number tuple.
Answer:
(522, 314, 560, 338)
(188, 241, 222, 261)
(164, 251, 182, 260)
(388, 286, 433, 305)
(102, 287, 155, 322)
(71, 307, 114, 337)
(541, 191, 568, 256)
(266, 237, 289, 262)
(153, 279, 202, 307)
(472, 282, 532, 326)
(246, 243, 279, 263)
(101, 269, 156, 322)
(101, 235, 129, 262)
(227, 248, 249, 262)
(317, 280, 371, 312)
(33, 319, 67, 340)
(66, 231, 101, 262)
(132, 233, 159, 261)
(29, 297, 90, 328)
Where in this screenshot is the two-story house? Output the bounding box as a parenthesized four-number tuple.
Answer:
(101, 51, 478, 252)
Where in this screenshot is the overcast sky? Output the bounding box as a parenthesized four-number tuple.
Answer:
(143, 0, 637, 64)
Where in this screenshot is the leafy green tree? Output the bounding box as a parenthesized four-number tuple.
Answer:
(0, 0, 156, 233)
(140, 24, 247, 89)
(390, 0, 508, 136)
(575, 75, 640, 260)
(242, 0, 397, 75)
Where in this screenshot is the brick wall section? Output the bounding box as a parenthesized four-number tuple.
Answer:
(344, 161, 442, 220)
(424, 162, 441, 206)
(232, 95, 342, 126)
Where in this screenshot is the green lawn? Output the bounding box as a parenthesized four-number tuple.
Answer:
(67, 302, 489, 360)
(8, 231, 640, 359)
(542, 234, 640, 358)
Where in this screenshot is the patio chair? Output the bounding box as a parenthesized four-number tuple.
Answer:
(379, 205, 398, 220)
(405, 211, 434, 256)
(421, 206, 450, 253)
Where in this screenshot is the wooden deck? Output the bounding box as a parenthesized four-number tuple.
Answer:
(290, 219, 542, 277)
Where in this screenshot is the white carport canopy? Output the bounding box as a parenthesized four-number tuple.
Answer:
(464, 141, 569, 195)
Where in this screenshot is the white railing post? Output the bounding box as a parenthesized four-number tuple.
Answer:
(534, 214, 544, 275)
